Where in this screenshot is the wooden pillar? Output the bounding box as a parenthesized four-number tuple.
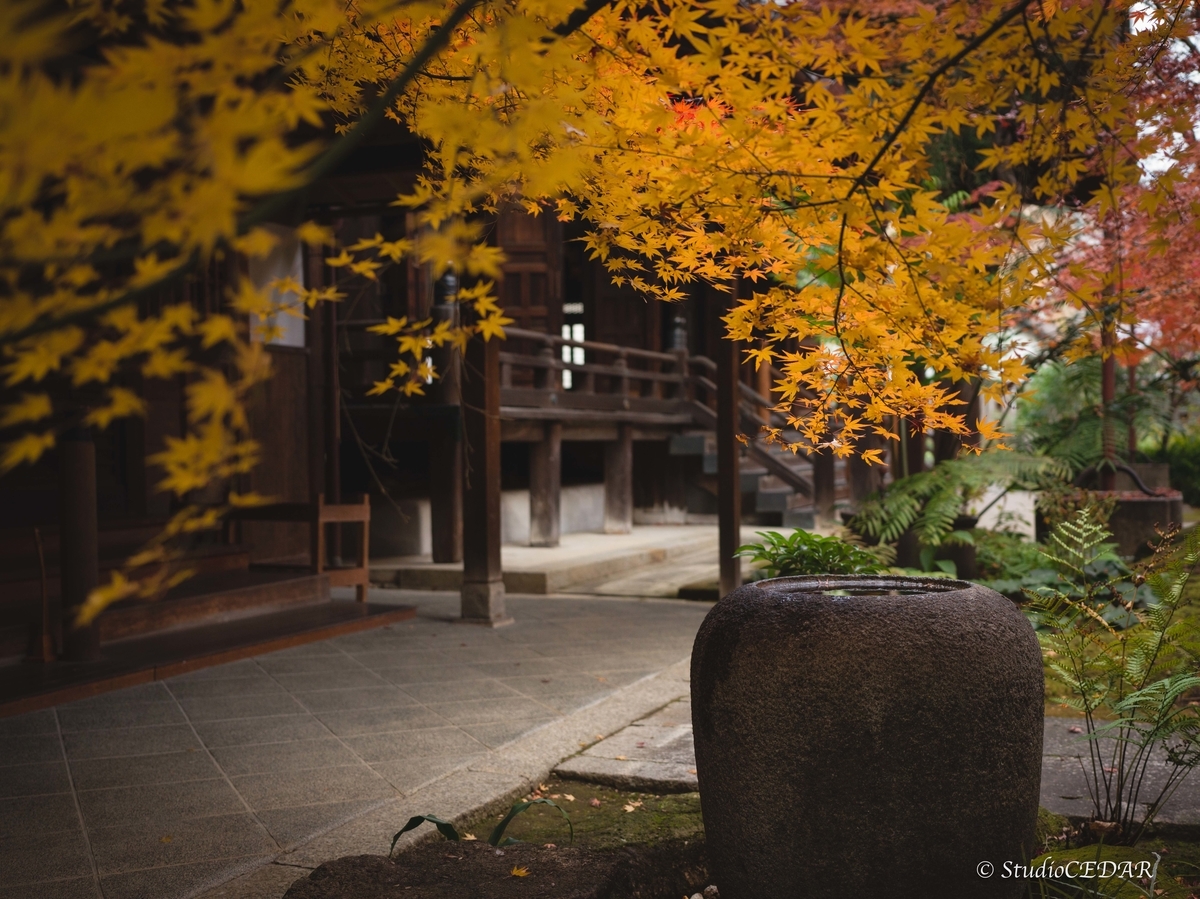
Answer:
(756, 358, 772, 423)
(1127, 361, 1138, 460)
(848, 434, 884, 508)
(461, 331, 509, 624)
(811, 448, 836, 525)
(323, 295, 341, 565)
(1101, 323, 1118, 490)
(933, 379, 980, 464)
(717, 286, 742, 598)
(430, 302, 463, 563)
(604, 423, 633, 534)
(530, 422, 562, 547)
(60, 429, 100, 661)
(305, 244, 328, 507)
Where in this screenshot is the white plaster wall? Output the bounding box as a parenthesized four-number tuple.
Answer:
(370, 498, 432, 557)
(501, 483, 606, 545)
(971, 487, 1037, 540)
(371, 484, 609, 555)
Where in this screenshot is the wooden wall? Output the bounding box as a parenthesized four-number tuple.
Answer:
(242, 347, 312, 563)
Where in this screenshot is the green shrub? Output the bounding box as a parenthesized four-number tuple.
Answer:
(974, 529, 1046, 580)
(1027, 512, 1200, 845)
(736, 529, 886, 578)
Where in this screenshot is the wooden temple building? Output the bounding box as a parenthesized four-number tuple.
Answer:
(0, 122, 890, 714)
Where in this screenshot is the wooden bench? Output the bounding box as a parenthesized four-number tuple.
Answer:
(228, 494, 371, 602)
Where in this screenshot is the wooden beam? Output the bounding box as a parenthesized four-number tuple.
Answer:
(604, 423, 633, 534)
(529, 422, 562, 547)
(60, 430, 99, 661)
(461, 332, 510, 625)
(716, 285, 742, 598)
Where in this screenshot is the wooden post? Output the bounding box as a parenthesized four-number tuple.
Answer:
(430, 302, 463, 563)
(811, 448, 836, 525)
(1101, 320, 1118, 490)
(717, 284, 742, 598)
(848, 434, 884, 509)
(530, 422, 562, 547)
(1127, 359, 1138, 460)
(305, 245, 328, 511)
(26, 527, 55, 662)
(461, 331, 510, 624)
(604, 422, 633, 534)
(323, 296, 342, 566)
(756, 356, 773, 423)
(933, 379, 980, 464)
(60, 429, 100, 661)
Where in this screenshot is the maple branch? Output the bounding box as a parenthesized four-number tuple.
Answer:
(3, 0, 615, 350)
(243, 0, 486, 229)
(550, 0, 611, 38)
(846, 0, 1034, 202)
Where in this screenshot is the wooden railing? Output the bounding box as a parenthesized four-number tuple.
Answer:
(499, 328, 816, 496)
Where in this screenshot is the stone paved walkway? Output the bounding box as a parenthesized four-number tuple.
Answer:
(0, 591, 710, 899)
(558, 703, 1200, 830)
(9, 587, 1199, 899)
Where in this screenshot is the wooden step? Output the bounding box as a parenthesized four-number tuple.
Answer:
(97, 567, 331, 642)
(0, 545, 253, 653)
(0, 600, 416, 718)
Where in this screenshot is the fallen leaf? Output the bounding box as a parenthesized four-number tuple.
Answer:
(462, 833, 477, 841)
(511, 866, 530, 878)
(615, 755, 628, 761)
(160, 836, 173, 844)
(623, 801, 642, 813)
(589, 798, 601, 807)
(543, 843, 556, 849)
(1068, 726, 1083, 734)
(550, 794, 560, 799)
(563, 794, 575, 802)
(688, 769, 697, 775)
(595, 734, 604, 740)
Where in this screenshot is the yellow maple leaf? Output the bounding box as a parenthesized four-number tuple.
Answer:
(84, 387, 147, 430)
(0, 393, 52, 429)
(510, 866, 530, 878)
(296, 222, 334, 247)
(1, 430, 56, 473)
(476, 312, 514, 342)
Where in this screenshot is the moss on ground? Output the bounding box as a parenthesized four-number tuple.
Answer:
(457, 775, 703, 851)
(1028, 839, 1200, 898)
(448, 778, 1200, 898)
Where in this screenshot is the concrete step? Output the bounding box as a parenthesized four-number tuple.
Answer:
(370, 526, 737, 595)
(560, 525, 780, 599)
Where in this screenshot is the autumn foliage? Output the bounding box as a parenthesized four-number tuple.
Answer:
(2, 0, 1198, 617)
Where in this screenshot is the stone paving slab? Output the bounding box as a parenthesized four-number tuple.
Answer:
(0, 591, 709, 899)
(556, 702, 1200, 831)
(556, 698, 697, 792)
